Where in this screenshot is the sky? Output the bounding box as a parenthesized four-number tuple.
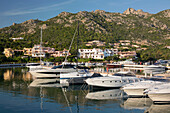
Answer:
(0, 0, 169, 28)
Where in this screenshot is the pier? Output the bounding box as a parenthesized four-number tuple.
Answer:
(0, 63, 26, 68)
(123, 64, 147, 68)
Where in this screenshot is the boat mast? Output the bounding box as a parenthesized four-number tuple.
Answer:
(40, 27, 42, 64)
(76, 20, 79, 67)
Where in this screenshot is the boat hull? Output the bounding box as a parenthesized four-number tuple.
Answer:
(85, 77, 139, 88)
(123, 88, 147, 97)
(148, 93, 170, 103)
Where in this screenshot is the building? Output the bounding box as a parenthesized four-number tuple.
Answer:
(51, 49, 71, 57)
(104, 48, 118, 57)
(31, 45, 56, 57)
(32, 45, 46, 57)
(78, 48, 118, 59)
(23, 48, 32, 56)
(118, 51, 136, 59)
(3, 48, 14, 58)
(165, 46, 170, 49)
(132, 45, 140, 48)
(119, 40, 131, 46)
(86, 40, 105, 47)
(11, 37, 24, 41)
(79, 48, 104, 59)
(42, 47, 55, 54)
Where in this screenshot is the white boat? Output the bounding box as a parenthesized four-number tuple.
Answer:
(59, 21, 96, 84)
(147, 82, 170, 103)
(85, 71, 143, 88)
(144, 65, 166, 70)
(122, 80, 163, 97)
(85, 89, 126, 100)
(60, 68, 94, 84)
(29, 64, 77, 79)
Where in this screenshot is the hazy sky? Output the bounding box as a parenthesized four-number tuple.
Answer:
(0, 0, 169, 28)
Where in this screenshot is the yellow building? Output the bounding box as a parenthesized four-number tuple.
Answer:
(4, 48, 14, 58)
(23, 48, 32, 56)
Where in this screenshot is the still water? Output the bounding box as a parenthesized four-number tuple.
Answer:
(0, 67, 169, 113)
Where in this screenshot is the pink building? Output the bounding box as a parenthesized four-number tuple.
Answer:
(51, 49, 71, 57)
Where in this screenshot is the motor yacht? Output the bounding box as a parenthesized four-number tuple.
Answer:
(60, 68, 95, 84)
(146, 82, 170, 103)
(85, 71, 143, 88)
(122, 80, 163, 97)
(29, 64, 77, 79)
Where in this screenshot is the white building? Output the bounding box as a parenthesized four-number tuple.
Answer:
(104, 48, 118, 57)
(11, 37, 24, 41)
(79, 48, 104, 59)
(32, 45, 46, 57)
(78, 48, 118, 59)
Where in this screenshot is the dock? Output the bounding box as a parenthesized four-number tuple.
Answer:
(123, 64, 147, 68)
(0, 63, 26, 68)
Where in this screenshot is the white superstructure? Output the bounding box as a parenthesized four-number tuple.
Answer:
(85, 71, 142, 88)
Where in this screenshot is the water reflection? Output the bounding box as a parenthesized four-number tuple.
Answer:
(0, 67, 169, 113)
(145, 104, 170, 113)
(2, 67, 32, 81)
(121, 98, 152, 110)
(29, 79, 68, 87)
(86, 88, 127, 100)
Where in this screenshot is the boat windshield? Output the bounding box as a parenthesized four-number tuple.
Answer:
(51, 64, 75, 69)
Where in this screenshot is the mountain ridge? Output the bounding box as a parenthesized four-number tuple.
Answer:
(0, 8, 169, 47)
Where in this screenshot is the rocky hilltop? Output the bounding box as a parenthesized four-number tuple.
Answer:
(0, 8, 169, 46)
(123, 8, 151, 17)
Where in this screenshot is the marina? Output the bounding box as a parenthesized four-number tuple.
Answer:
(0, 0, 169, 113)
(0, 66, 169, 113)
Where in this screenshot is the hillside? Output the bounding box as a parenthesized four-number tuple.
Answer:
(0, 8, 169, 60)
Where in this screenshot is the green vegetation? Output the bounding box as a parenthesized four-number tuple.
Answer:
(0, 9, 169, 64)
